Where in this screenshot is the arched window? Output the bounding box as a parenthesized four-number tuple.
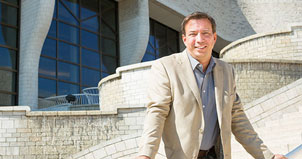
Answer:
(0, 0, 19, 106)
(142, 19, 179, 62)
(38, 0, 118, 98)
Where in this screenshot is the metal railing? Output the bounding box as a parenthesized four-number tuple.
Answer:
(82, 87, 99, 105)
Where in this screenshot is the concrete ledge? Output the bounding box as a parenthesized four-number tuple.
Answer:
(220, 23, 302, 57)
(98, 61, 153, 87)
(223, 58, 302, 64)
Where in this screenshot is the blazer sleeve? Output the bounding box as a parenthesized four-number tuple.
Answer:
(138, 60, 172, 159)
(230, 67, 274, 159)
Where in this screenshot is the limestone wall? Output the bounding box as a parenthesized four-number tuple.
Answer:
(0, 106, 145, 158)
(221, 24, 302, 105)
(229, 60, 302, 105)
(98, 62, 152, 112)
(221, 24, 302, 60)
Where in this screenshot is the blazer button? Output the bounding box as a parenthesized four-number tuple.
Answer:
(199, 128, 203, 134)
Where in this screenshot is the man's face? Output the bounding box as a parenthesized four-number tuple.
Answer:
(182, 18, 217, 63)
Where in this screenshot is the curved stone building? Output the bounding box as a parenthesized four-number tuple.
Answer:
(0, 0, 302, 159)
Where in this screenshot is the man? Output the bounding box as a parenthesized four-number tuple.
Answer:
(137, 12, 287, 159)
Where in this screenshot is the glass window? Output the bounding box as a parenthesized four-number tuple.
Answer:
(62, 0, 79, 19)
(0, 70, 16, 92)
(82, 16, 99, 32)
(0, 3, 18, 26)
(0, 93, 15, 106)
(3, 0, 18, 5)
(39, 57, 56, 78)
(0, 47, 16, 69)
(101, 37, 116, 56)
(0, 25, 17, 48)
(101, 23, 115, 39)
(102, 55, 116, 73)
(101, 0, 116, 30)
(58, 22, 79, 44)
(38, 78, 56, 98)
(39, 0, 118, 99)
(82, 68, 100, 86)
(80, 0, 98, 19)
(41, 38, 56, 57)
(58, 41, 79, 63)
(82, 48, 100, 69)
(58, 0, 79, 25)
(0, 1, 19, 106)
(58, 81, 79, 95)
(81, 30, 99, 50)
(142, 19, 179, 62)
(48, 20, 57, 38)
(58, 62, 79, 83)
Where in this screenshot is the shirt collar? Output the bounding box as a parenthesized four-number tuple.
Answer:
(186, 50, 216, 74)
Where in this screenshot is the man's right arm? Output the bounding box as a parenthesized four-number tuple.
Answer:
(137, 60, 172, 159)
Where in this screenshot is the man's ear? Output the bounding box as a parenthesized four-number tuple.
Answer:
(182, 34, 186, 44)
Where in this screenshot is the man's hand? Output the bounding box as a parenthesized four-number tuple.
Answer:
(135, 155, 150, 159)
(273, 154, 288, 159)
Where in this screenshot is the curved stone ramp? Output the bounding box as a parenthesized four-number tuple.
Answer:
(231, 78, 302, 159)
(67, 133, 167, 159)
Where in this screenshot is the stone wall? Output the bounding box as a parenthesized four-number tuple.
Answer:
(0, 106, 145, 159)
(98, 62, 152, 112)
(229, 60, 302, 105)
(221, 24, 302, 60)
(221, 24, 302, 105)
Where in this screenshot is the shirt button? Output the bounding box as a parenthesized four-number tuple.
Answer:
(203, 90, 206, 93)
(203, 105, 205, 108)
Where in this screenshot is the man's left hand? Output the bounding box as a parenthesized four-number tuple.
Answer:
(273, 154, 288, 159)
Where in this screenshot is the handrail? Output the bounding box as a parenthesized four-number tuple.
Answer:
(285, 144, 302, 159)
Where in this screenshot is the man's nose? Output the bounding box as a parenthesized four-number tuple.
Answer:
(196, 33, 204, 42)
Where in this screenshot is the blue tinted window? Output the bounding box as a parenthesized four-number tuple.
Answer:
(58, 62, 79, 83)
(101, 72, 109, 78)
(48, 20, 57, 38)
(82, 68, 100, 86)
(0, 3, 17, 26)
(0, 70, 16, 92)
(82, 48, 100, 69)
(101, 38, 116, 56)
(80, 0, 98, 19)
(0, 47, 16, 69)
(58, 81, 79, 95)
(0, 25, 17, 48)
(102, 55, 116, 73)
(42, 38, 56, 57)
(101, 23, 115, 39)
(142, 53, 155, 62)
(82, 16, 99, 32)
(58, 41, 79, 63)
(39, 57, 56, 78)
(62, 0, 79, 18)
(58, 22, 79, 44)
(101, 0, 116, 30)
(81, 30, 98, 50)
(39, 77, 56, 98)
(59, 1, 79, 25)
(0, 93, 15, 106)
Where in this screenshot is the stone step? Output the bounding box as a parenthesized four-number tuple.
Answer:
(283, 111, 302, 119)
(264, 115, 302, 128)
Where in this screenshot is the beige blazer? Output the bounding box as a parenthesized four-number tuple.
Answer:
(138, 51, 274, 159)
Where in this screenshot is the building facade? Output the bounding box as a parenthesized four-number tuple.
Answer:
(0, 0, 302, 158)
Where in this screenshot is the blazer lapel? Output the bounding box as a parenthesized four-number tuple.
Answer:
(213, 58, 223, 127)
(177, 51, 202, 109)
